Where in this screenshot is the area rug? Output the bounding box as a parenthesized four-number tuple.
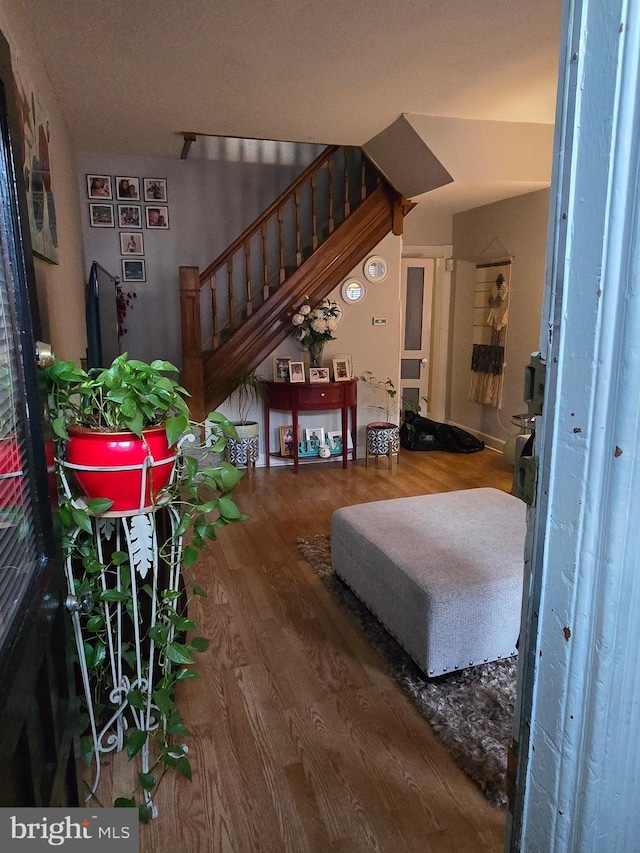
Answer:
(297, 534, 517, 807)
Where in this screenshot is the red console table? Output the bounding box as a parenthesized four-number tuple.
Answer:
(264, 379, 357, 472)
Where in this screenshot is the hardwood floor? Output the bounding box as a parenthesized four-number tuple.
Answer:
(96, 448, 514, 852)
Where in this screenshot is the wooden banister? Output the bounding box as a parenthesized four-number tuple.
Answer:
(179, 265, 206, 422)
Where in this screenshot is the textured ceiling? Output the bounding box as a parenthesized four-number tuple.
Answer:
(24, 0, 563, 212)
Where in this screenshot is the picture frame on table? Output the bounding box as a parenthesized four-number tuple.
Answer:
(89, 203, 114, 227)
(309, 367, 330, 383)
(143, 178, 167, 202)
(334, 353, 352, 377)
(304, 427, 325, 446)
(332, 358, 351, 381)
(122, 258, 146, 282)
(120, 231, 144, 255)
(279, 425, 300, 457)
(116, 176, 140, 201)
(289, 361, 305, 383)
(118, 204, 142, 228)
(87, 174, 112, 199)
(272, 356, 291, 382)
(146, 206, 169, 229)
(327, 430, 353, 452)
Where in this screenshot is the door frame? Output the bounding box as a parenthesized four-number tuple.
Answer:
(401, 244, 453, 422)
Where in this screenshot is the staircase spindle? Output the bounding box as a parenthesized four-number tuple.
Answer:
(343, 148, 351, 217)
(278, 207, 285, 284)
(261, 222, 269, 300)
(295, 189, 302, 266)
(227, 257, 234, 330)
(244, 242, 252, 317)
(211, 273, 219, 349)
(311, 171, 318, 250)
(360, 155, 367, 201)
(328, 155, 335, 235)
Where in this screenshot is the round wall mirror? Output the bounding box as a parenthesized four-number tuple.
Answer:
(364, 256, 388, 282)
(341, 279, 366, 303)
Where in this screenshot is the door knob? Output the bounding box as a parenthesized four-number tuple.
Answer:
(35, 341, 55, 369)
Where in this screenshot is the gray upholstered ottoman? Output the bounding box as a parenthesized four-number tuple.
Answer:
(331, 487, 526, 677)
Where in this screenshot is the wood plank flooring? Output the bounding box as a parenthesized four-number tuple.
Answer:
(95, 448, 514, 852)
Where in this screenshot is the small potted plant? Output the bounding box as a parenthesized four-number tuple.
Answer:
(360, 371, 401, 464)
(226, 369, 266, 468)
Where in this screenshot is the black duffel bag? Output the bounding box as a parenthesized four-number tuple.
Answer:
(400, 411, 484, 453)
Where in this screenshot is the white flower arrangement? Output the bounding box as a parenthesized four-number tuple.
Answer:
(291, 296, 340, 348)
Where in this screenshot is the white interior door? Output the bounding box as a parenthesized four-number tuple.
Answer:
(400, 258, 434, 418)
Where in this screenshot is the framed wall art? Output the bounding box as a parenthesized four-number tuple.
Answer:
(121, 258, 146, 282)
(143, 178, 167, 202)
(87, 174, 112, 199)
(118, 205, 142, 228)
(116, 176, 140, 200)
(89, 203, 114, 228)
(120, 232, 144, 255)
(146, 206, 169, 229)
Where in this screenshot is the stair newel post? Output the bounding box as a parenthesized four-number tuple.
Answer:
(179, 265, 206, 424)
(244, 241, 253, 317)
(294, 188, 302, 266)
(227, 256, 234, 330)
(278, 206, 285, 283)
(261, 222, 269, 300)
(327, 154, 335, 235)
(311, 171, 318, 250)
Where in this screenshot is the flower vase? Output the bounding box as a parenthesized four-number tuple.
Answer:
(308, 340, 325, 368)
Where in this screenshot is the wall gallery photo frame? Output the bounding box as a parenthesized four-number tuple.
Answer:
(89, 203, 114, 227)
(116, 176, 140, 201)
(120, 232, 144, 255)
(87, 174, 112, 199)
(118, 204, 142, 228)
(122, 258, 146, 282)
(146, 206, 169, 229)
(143, 178, 167, 202)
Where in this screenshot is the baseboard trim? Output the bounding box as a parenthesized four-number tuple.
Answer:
(445, 420, 505, 454)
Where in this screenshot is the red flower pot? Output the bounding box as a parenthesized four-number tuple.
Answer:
(65, 424, 177, 513)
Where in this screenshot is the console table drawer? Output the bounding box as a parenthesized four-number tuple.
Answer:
(300, 385, 344, 407)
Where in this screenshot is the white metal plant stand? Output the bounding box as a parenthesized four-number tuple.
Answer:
(59, 459, 186, 819)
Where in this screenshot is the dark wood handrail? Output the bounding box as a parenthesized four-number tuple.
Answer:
(199, 144, 340, 285)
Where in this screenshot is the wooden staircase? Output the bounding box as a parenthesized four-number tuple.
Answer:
(179, 145, 413, 419)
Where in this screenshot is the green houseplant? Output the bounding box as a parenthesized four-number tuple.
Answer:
(44, 353, 246, 821)
(227, 368, 266, 468)
(360, 371, 401, 463)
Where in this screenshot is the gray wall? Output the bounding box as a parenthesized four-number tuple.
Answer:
(77, 145, 322, 368)
(450, 189, 550, 448)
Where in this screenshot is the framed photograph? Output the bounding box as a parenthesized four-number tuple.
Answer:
(118, 204, 142, 228)
(116, 176, 140, 200)
(272, 356, 291, 382)
(120, 231, 144, 255)
(289, 361, 305, 383)
(309, 367, 330, 383)
(89, 203, 114, 228)
(327, 430, 353, 451)
(332, 358, 351, 381)
(305, 427, 325, 446)
(334, 353, 352, 376)
(143, 178, 167, 202)
(87, 174, 112, 199)
(279, 425, 300, 457)
(121, 258, 146, 282)
(146, 206, 169, 229)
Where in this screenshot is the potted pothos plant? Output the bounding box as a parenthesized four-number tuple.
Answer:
(226, 368, 266, 468)
(44, 353, 246, 821)
(360, 371, 402, 461)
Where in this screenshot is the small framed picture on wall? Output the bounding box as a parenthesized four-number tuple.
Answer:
(122, 258, 146, 282)
(89, 203, 114, 227)
(143, 178, 167, 202)
(87, 175, 112, 199)
(146, 206, 169, 229)
(116, 176, 140, 200)
(120, 232, 144, 255)
(118, 205, 142, 228)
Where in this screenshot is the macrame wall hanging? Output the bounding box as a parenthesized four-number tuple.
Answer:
(469, 258, 512, 407)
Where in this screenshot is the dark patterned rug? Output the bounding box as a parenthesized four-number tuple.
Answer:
(297, 534, 517, 807)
